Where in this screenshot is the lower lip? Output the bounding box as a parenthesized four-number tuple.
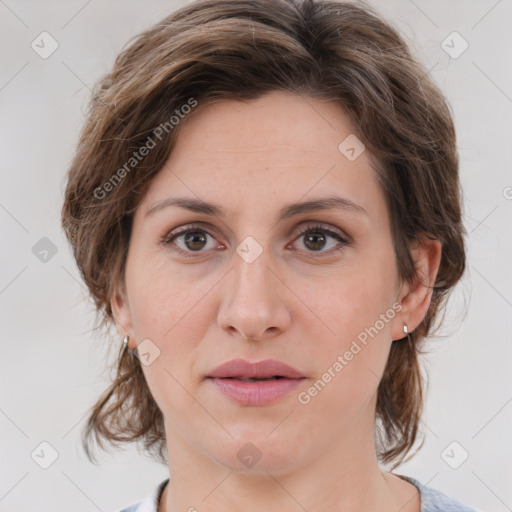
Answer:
(209, 377, 305, 406)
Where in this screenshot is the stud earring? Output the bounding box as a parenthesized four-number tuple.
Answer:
(403, 324, 408, 335)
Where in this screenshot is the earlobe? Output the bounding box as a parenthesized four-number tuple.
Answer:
(392, 236, 442, 340)
(110, 281, 136, 349)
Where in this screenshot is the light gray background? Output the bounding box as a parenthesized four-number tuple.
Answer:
(1, 1, 511, 511)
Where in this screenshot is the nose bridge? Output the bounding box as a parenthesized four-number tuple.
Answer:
(231, 241, 275, 311)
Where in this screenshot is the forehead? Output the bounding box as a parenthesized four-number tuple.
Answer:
(173, 90, 358, 161)
(138, 91, 387, 228)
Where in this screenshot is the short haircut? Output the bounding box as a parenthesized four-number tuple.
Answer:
(61, 0, 467, 469)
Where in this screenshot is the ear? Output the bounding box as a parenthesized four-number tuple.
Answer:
(110, 278, 137, 350)
(392, 236, 442, 340)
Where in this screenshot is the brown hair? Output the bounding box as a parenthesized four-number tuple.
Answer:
(61, 0, 466, 469)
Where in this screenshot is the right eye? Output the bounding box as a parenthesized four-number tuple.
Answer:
(160, 224, 224, 257)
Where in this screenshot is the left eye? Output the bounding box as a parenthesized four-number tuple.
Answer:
(161, 223, 348, 256)
(292, 224, 348, 253)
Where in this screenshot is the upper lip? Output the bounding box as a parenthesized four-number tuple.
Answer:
(208, 359, 305, 379)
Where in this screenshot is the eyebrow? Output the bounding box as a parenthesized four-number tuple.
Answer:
(145, 195, 368, 220)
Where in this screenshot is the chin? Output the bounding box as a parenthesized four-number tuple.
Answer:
(206, 432, 308, 476)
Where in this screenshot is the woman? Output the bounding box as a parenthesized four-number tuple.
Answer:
(61, 0, 478, 511)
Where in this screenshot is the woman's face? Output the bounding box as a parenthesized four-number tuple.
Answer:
(112, 90, 439, 474)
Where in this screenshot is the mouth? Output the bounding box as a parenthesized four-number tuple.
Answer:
(208, 358, 305, 380)
(208, 375, 305, 406)
(207, 359, 306, 406)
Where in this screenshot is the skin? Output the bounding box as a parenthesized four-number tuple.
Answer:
(111, 90, 442, 512)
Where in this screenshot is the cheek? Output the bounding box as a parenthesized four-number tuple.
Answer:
(125, 254, 213, 390)
(301, 262, 396, 406)
(317, 262, 397, 346)
(299, 289, 393, 429)
(126, 252, 208, 338)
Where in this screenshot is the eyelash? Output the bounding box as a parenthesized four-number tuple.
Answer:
(159, 222, 349, 258)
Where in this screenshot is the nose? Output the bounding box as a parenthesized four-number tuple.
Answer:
(216, 246, 291, 343)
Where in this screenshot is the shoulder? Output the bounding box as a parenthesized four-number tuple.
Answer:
(397, 474, 480, 512)
(116, 504, 140, 512)
(115, 478, 169, 512)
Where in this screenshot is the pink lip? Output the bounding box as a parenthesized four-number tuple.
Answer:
(209, 377, 304, 406)
(208, 358, 304, 379)
(207, 359, 306, 406)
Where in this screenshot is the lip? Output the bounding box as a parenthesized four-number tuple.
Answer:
(207, 359, 306, 406)
(208, 358, 305, 379)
